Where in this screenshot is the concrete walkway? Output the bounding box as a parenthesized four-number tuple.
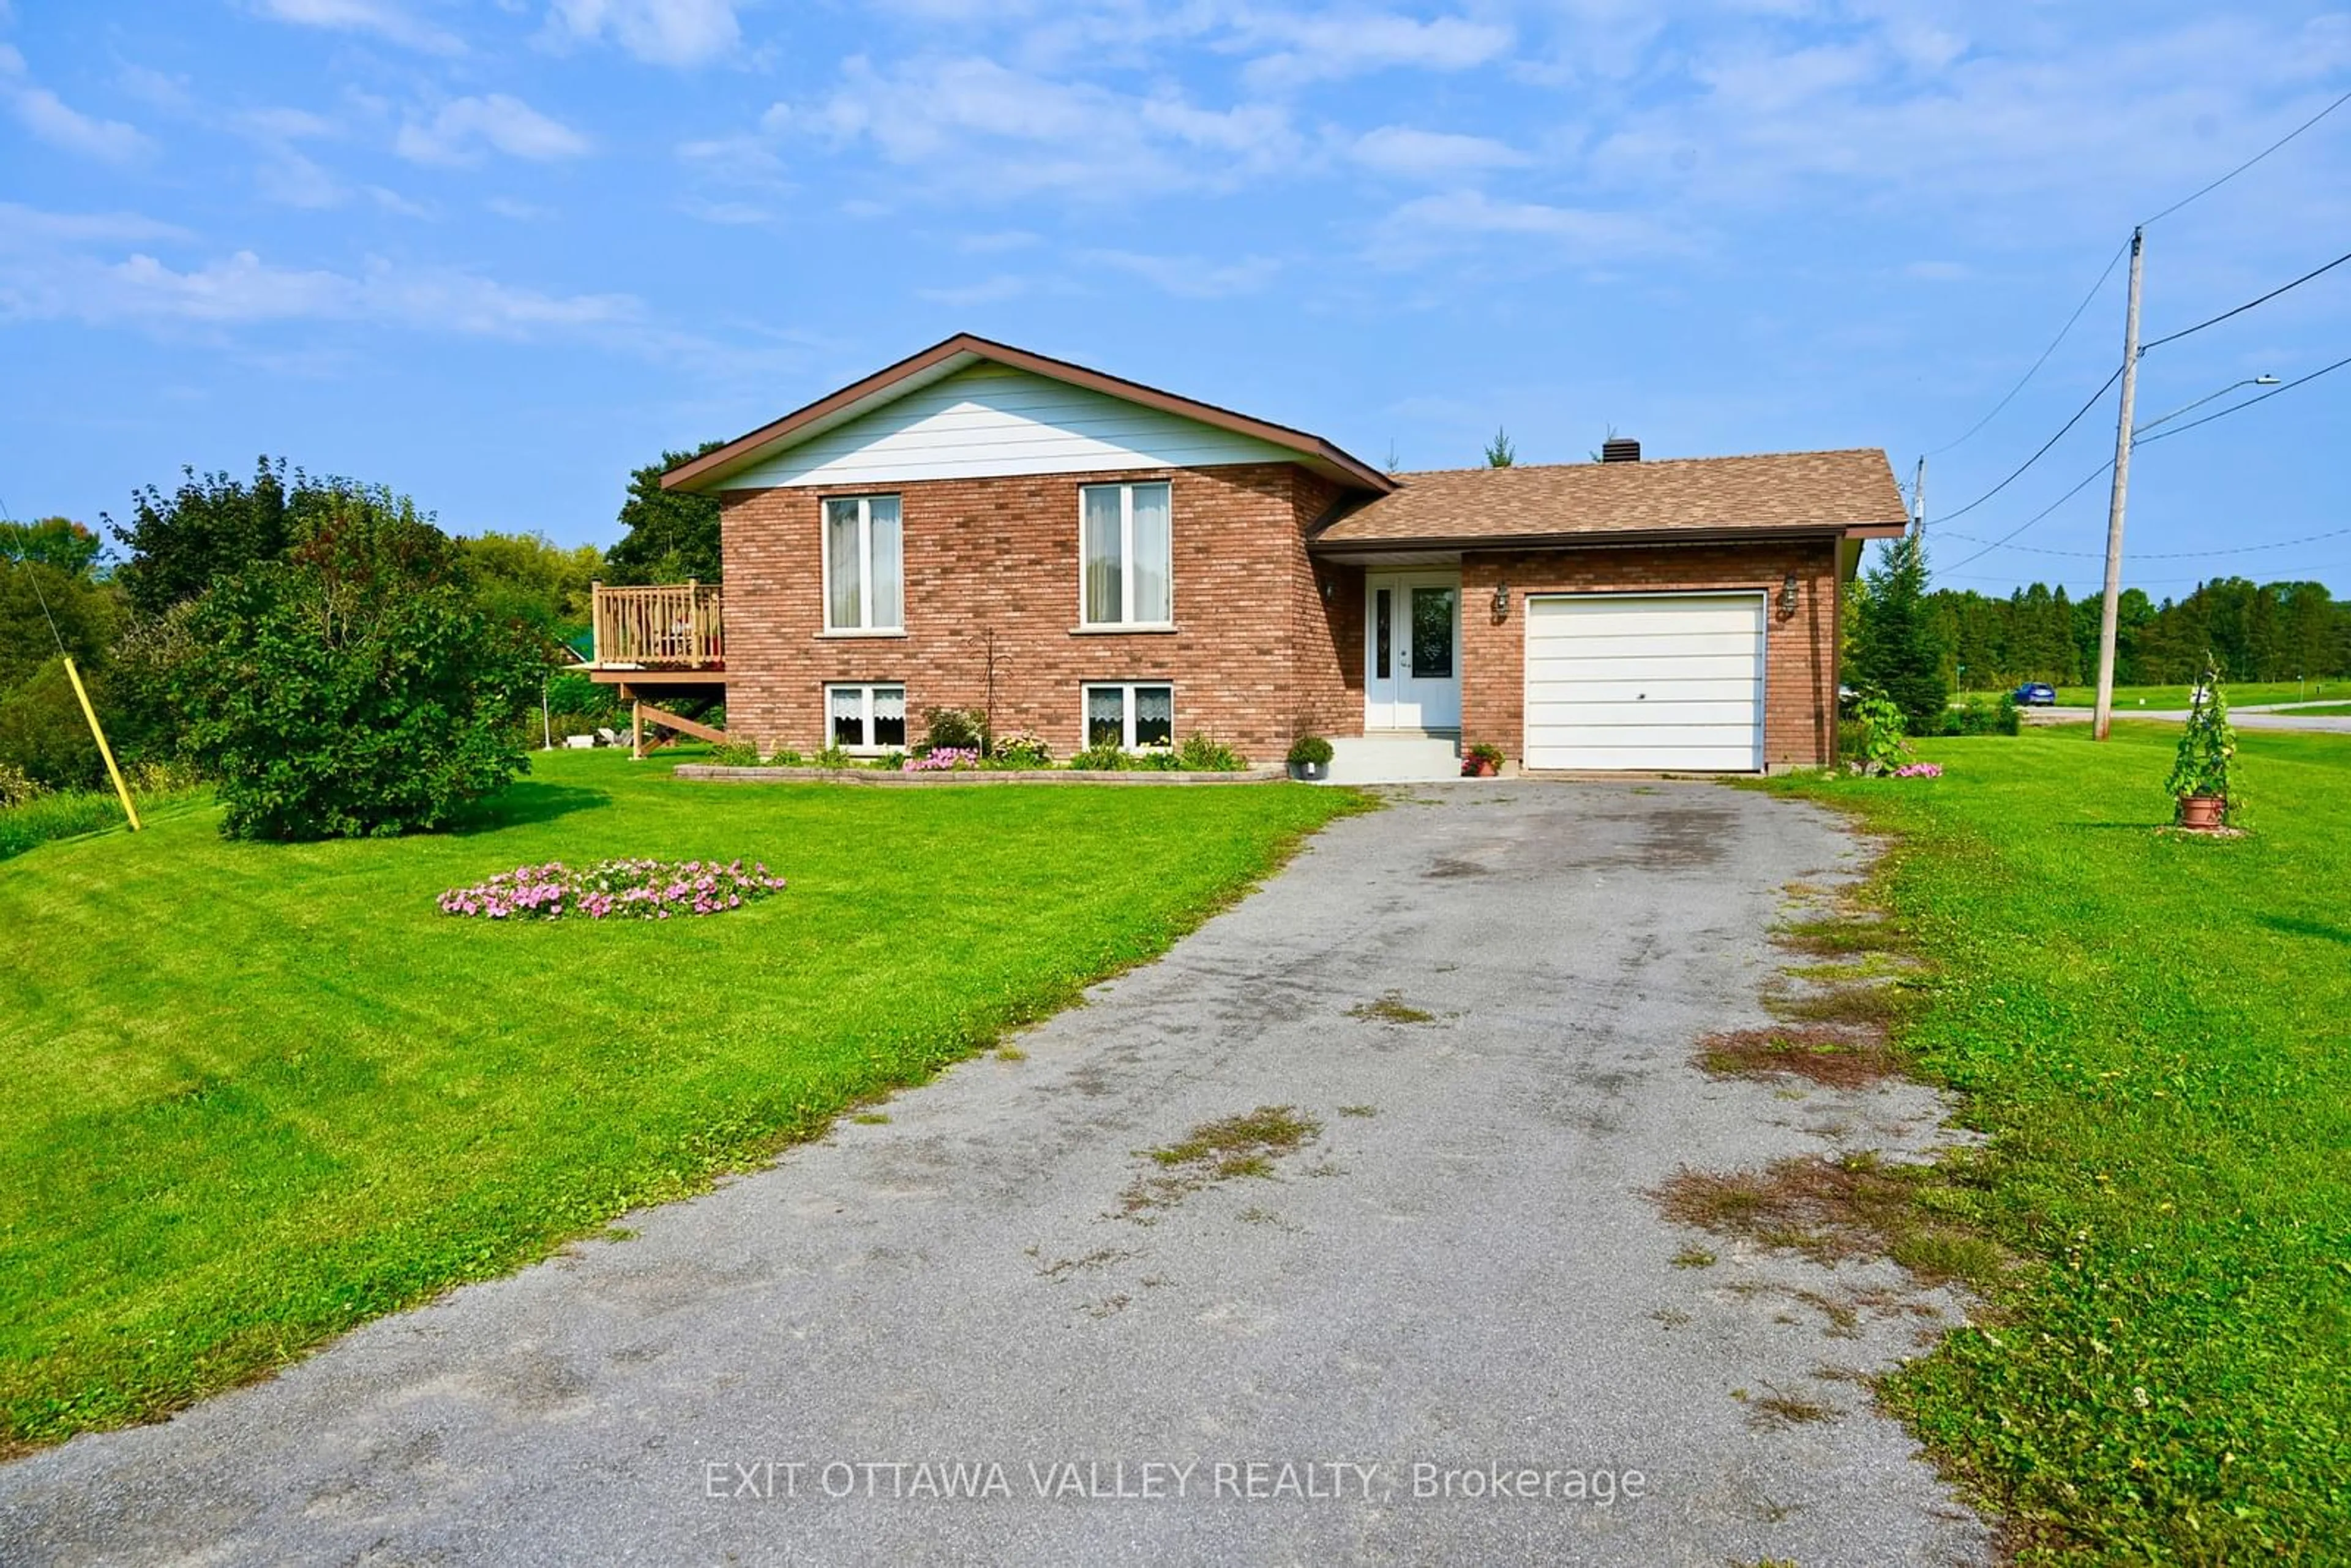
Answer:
(0, 784, 1992, 1567)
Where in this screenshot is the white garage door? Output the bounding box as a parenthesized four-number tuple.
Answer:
(1523, 593, 1766, 771)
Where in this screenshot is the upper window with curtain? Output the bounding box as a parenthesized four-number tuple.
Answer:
(1078, 481, 1172, 629)
(822, 495, 904, 633)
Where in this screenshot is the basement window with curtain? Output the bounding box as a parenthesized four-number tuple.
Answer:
(1078, 482, 1172, 628)
(1084, 683, 1174, 751)
(827, 683, 906, 752)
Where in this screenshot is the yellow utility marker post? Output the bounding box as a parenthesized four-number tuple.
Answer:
(61, 655, 140, 832)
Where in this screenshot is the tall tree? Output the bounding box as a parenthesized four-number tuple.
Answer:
(1850, 531, 1949, 732)
(0, 517, 105, 577)
(175, 486, 542, 839)
(107, 458, 317, 615)
(459, 531, 606, 629)
(606, 441, 726, 584)
(1483, 427, 1517, 468)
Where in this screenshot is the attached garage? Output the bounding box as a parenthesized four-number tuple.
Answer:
(1522, 592, 1766, 771)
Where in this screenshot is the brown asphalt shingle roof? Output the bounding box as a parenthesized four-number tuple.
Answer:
(1313, 448, 1907, 547)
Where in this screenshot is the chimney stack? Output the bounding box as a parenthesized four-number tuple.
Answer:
(1600, 436, 1641, 463)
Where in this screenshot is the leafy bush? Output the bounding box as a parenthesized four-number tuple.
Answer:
(0, 760, 42, 808)
(437, 857, 786, 921)
(174, 486, 544, 840)
(2165, 655, 2240, 819)
(922, 706, 988, 752)
(1071, 741, 1129, 771)
(707, 741, 760, 766)
(1937, 694, 2021, 737)
(871, 749, 906, 770)
(1286, 734, 1333, 766)
(0, 660, 105, 791)
(810, 744, 852, 770)
(992, 732, 1051, 768)
(1467, 741, 1506, 769)
(765, 746, 805, 767)
(1174, 733, 1244, 771)
(1850, 689, 1913, 776)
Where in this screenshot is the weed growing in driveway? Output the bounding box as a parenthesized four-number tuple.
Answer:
(1671, 1247, 1717, 1269)
(1120, 1106, 1323, 1217)
(1698, 1027, 1903, 1089)
(1741, 1384, 1838, 1428)
(1338, 1104, 1378, 1118)
(1655, 1152, 2004, 1294)
(1347, 992, 1435, 1024)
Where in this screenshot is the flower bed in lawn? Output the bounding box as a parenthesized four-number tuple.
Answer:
(437, 858, 786, 921)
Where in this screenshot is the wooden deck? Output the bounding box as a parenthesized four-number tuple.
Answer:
(588, 581, 726, 677)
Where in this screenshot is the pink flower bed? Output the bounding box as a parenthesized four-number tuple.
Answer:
(437, 858, 786, 921)
(1892, 762, 1944, 779)
(902, 748, 982, 772)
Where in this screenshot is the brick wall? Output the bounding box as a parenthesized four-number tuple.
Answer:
(1457, 540, 1843, 769)
(716, 462, 1344, 761)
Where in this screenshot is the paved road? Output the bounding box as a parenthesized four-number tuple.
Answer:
(2034, 705, 2351, 733)
(0, 784, 1990, 1567)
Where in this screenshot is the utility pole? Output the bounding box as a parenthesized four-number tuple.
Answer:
(2093, 227, 2145, 741)
(1912, 456, 1926, 534)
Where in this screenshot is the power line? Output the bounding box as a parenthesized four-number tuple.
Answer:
(1925, 239, 2129, 457)
(2142, 86, 2351, 226)
(1928, 365, 2122, 526)
(2141, 246, 2351, 351)
(1938, 457, 2118, 573)
(1942, 523, 2351, 560)
(2135, 351, 2351, 443)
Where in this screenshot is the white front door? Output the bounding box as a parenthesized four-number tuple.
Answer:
(1365, 572, 1463, 730)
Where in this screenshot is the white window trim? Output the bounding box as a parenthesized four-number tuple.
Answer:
(824, 681, 907, 755)
(1076, 481, 1175, 631)
(1082, 681, 1175, 752)
(820, 494, 904, 634)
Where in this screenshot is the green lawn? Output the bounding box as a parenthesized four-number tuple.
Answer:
(2270, 702, 2351, 717)
(1772, 726, 2351, 1561)
(0, 752, 1362, 1452)
(1964, 680, 2344, 710)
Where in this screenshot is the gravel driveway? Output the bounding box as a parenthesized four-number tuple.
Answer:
(0, 782, 1992, 1567)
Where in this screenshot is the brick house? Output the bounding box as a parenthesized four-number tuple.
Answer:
(591, 334, 1907, 775)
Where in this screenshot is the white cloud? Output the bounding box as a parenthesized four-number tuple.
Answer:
(255, 148, 345, 208)
(237, 106, 340, 141)
(6, 246, 636, 337)
(1349, 125, 1529, 179)
(249, 0, 466, 55)
(0, 203, 189, 246)
(771, 55, 1301, 198)
(1086, 249, 1280, 299)
(916, 273, 1029, 306)
(10, 84, 150, 162)
(484, 195, 556, 221)
(396, 95, 591, 165)
(546, 0, 742, 67)
(1368, 189, 1690, 268)
(1241, 12, 1512, 89)
(370, 186, 438, 218)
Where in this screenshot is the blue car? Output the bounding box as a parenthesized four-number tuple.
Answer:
(2011, 682, 2058, 707)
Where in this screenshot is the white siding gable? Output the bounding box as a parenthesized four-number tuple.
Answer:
(726, 362, 1298, 489)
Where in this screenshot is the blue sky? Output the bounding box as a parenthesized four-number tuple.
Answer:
(4, 0, 2348, 600)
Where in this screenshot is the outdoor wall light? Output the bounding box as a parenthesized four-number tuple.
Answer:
(1778, 572, 1799, 618)
(1492, 581, 1510, 621)
(1320, 576, 1335, 601)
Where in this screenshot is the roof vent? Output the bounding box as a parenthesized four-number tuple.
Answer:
(1600, 436, 1641, 463)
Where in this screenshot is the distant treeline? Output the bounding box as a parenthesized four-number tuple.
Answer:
(1932, 576, 2347, 689)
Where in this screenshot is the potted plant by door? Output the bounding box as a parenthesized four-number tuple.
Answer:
(1462, 742, 1505, 778)
(2165, 654, 2238, 831)
(1286, 734, 1334, 782)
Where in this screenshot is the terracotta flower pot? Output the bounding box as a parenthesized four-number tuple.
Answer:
(2176, 793, 2225, 830)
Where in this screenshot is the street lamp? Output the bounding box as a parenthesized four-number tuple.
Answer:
(2133, 375, 2279, 439)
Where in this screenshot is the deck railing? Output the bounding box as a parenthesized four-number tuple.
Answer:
(589, 580, 724, 668)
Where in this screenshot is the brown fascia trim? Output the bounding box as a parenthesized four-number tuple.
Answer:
(1307, 521, 1908, 556)
(661, 332, 1397, 496)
